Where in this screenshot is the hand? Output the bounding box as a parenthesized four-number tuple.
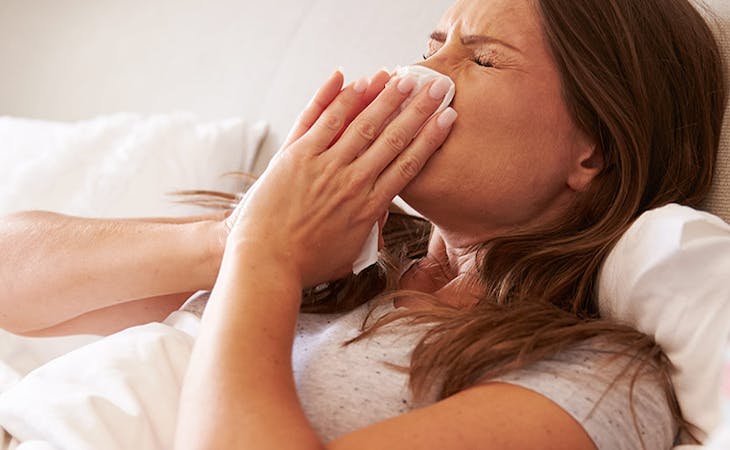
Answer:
(225, 69, 457, 287)
(221, 71, 390, 237)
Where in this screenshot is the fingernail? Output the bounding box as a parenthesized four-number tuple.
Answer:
(437, 107, 457, 129)
(330, 67, 344, 83)
(429, 78, 451, 100)
(397, 76, 417, 94)
(353, 76, 369, 93)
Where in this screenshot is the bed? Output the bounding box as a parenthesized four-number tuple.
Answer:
(0, 0, 729, 448)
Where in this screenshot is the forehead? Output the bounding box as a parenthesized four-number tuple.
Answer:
(436, 0, 543, 51)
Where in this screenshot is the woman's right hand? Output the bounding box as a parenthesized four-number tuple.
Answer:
(218, 69, 395, 248)
(218, 68, 455, 287)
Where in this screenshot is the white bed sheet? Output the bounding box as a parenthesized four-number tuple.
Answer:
(0, 311, 199, 450)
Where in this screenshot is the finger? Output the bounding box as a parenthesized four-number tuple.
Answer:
(374, 107, 457, 201)
(363, 70, 391, 105)
(283, 70, 345, 148)
(328, 75, 418, 164)
(328, 69, 390, 146)
(299, 75, 370, 153)
(358, 77, 453, 176)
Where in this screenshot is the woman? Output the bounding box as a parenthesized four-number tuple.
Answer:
(0, 0, 726, 448)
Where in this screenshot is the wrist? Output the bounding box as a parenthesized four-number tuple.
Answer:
(222, 237, 305, 288)
(199, 220, 227, 288)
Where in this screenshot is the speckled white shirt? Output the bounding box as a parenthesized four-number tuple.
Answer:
(186, 291, 677, 449)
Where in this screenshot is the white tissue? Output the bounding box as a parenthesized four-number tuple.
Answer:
(351, 65, 456, 274)
(352, 223, 381, 274)
(394, 65, 456, 115)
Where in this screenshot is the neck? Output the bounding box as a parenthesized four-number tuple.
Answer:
(399, 226, 486, 308)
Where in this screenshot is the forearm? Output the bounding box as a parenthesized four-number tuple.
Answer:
(22, 291, 194, 337)
(119, 211, 228, 224)
(0, 210, 225, 333)
(176, 244, 323, 450)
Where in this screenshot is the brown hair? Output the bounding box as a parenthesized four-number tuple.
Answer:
(310, 0, 726, 444)
(182, 0, 726, 445)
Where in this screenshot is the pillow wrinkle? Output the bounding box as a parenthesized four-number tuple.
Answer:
(0, 113, 268, 218)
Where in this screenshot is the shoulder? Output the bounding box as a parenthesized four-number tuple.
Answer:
(329, 374, 597, 450)
(489, 339, 677, 450)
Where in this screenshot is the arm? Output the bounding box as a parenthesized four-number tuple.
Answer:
(21, 292, 193, 337)
(174, 67, 594, 449)
(0, 210, 226, 334)
(178, 244, 596, 450)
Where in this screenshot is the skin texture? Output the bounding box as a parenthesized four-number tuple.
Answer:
(174, 1, 599, 449)
(0, 0, 600, 448)
(399, 0, 602, 299)
(0, 211, 222, 334)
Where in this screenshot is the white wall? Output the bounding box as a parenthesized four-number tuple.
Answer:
(0, 0, 450, 138)
(0, 0, 452, 171)
(0, 0, 315, 120)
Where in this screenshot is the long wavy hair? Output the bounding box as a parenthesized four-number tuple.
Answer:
(180, 0, 727, 445)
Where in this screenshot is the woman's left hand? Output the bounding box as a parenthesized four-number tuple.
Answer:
(226, 69, 457, 288)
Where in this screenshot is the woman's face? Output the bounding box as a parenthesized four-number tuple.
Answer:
(400, 0, 597, 244)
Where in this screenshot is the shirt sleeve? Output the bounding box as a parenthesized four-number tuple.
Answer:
(489, 341, 677, 450)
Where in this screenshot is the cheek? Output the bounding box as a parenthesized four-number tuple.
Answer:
(453, 77, 575, 168)
(439, 86, 559, 175)
(417, 83, 574, 197)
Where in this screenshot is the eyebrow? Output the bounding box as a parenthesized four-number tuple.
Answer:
(429, 31, 522, 54)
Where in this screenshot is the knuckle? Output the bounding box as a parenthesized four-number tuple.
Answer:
(355, 120, 378, 142)
(322, 113, 343, 131)
(412, 100, 434, 118)
(422, 130, 442, 148)
(310, 97, 328, 112)
(383, 127, 410, 154)
(339, 186, 358, 203)
(347, 169, 369, 189)
(322, 158, 340, 177)
(398, 157, 421, 179)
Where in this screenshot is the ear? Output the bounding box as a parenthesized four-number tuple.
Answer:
(567, 143, 603, 192)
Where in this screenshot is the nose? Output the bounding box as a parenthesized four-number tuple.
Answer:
(415, 61, 450, 80)
(397, 63, 456, 110)
(416, 47, 460, 80)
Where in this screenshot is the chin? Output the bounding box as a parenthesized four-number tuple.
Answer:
(397, 173, 437, 219)
(396, 146, 454, 219)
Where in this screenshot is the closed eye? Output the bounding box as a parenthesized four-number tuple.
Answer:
(422, 52, 494, 69)
(473, 56, 494, 68)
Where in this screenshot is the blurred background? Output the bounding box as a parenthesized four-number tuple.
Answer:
(0, 0, 451, 171)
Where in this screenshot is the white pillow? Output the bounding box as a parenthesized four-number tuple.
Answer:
(598, 204, 730, 445)
(0, 113, 268, 218)
(700, 0, 730, 225)
(0, 320, 196, 450)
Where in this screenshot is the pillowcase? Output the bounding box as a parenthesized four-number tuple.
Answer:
(0, 113, 268, 218)
(0, 321, 195, 449)
(700, 0, 730, 225)
(598, 203, 730, 444)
